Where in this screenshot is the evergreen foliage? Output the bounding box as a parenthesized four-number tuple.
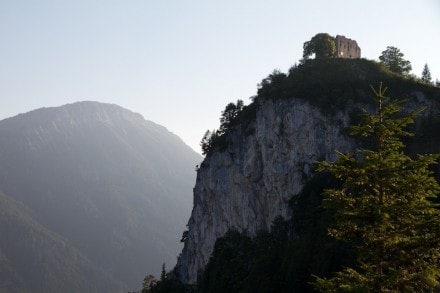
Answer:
(257, 58, 440, 114)
(147, 277, 189, 293)
(144, 264, 191, 293)
(313, 84, 440, 292)
(201, 58, 440, 156)
(160, 263, 167, 281)
(200, 100, 256, 156)
(194, 174, 357, 293)
(219, 100, 244, 134)
(422, 63, 432, 84)
(197, 223, 294, 292)
(190, 83, 440, 292)
(144, 61, 440, 293)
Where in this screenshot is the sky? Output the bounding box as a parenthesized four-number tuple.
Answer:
(1, 0, 439, 153)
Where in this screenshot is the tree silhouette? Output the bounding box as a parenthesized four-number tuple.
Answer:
(303, 33, 336, 60)
(421, 63, 432, 83)
(379, 46, 412, 75)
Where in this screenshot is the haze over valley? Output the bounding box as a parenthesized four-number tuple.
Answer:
(0, 102, 201, 291)
(1, 1, 439, 292)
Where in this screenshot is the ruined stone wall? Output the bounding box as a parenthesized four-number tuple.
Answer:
(335, 35, 361, 58)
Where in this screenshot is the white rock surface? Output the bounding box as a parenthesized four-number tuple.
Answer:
(175, 98, 357, 283)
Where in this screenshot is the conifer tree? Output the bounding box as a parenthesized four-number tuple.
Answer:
(160, 263, 166, 281)
(422, 63, 432, 84)
(313, 83, 440, 292)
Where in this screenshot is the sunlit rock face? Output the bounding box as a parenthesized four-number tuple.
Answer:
(175, 97, 356, 284)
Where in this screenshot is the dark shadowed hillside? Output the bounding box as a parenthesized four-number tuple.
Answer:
(0, 101, 202, 291)
(0, 191, 125, 293)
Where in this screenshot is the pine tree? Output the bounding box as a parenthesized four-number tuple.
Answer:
(160, 263, 166, 281)
(313, 83, 440, 292)
(422, 63, 432, 84)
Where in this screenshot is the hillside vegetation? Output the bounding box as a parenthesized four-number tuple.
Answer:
(202, 58, 440, 156)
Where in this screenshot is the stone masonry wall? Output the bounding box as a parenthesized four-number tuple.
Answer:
(335, 35, 361, 58)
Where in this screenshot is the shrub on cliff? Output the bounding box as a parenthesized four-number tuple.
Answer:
(200, 100, 256, 156)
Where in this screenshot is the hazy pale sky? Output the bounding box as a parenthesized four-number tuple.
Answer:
(1, 0, 439, 153)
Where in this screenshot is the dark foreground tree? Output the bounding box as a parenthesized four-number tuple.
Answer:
(303, 33, 336, 60)
(313, 83, 440, 292)
(422, 63, 432, 84)
(379, 46, 412, 75)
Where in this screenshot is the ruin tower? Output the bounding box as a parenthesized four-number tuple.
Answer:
(335, 35, 361, 58)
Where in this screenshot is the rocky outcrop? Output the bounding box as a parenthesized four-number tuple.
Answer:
(176, 97, 357, 284)
(173, 55, 440, 284)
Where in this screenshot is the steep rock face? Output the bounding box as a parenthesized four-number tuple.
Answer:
(176, 98, 357, 283)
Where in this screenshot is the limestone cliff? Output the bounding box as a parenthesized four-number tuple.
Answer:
(174, 58, 440, 284)
(176, 97, 358, 283)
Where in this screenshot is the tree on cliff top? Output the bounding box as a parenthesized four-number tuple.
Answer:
(200, 100, 244, 155)
(303, 33, 336, 60)
(314, 83, 440, 292)
(219, 100, 244, 134)
(379, 46, 412, 75)
(422, 63, 432, 84)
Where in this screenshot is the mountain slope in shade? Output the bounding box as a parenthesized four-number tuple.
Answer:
(0, 191, 126, 292)
(0, 101, 202, 291)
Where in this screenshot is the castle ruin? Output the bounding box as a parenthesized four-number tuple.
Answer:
(335, 35, 361, 59)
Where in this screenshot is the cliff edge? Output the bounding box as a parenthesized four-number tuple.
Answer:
(175, 59, 440, 284)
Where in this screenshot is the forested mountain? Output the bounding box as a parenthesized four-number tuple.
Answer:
(0, 101, 202, 292)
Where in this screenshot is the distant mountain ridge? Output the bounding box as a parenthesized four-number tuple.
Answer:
(0, 101, 202, 291)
